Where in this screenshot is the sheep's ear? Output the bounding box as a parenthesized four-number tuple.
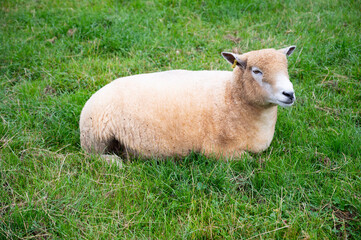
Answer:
(278, 46, 296, 57)
(221, 52, 247, 69)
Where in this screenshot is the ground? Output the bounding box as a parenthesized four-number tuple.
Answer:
(0, 0, 360, 239)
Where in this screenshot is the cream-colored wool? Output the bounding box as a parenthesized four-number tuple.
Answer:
(80, 46, 296, 159)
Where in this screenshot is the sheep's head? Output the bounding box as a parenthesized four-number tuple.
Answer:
(222, 46, 296, 107)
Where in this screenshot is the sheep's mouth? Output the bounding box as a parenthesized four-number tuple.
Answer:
(279, 99, 295, 107)
(280, 100, 294, 104)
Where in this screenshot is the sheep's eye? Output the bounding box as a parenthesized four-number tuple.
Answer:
(252, 69, 262, 75)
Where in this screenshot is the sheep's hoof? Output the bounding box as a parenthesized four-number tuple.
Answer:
(102, 154, 123, 168)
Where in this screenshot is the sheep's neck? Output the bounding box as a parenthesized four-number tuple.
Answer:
(224, 80, 278, 152)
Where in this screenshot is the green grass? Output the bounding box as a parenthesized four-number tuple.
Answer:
(1, 0, 360, 239)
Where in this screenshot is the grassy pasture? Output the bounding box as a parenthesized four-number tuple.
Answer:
(0, 0, 360, 239)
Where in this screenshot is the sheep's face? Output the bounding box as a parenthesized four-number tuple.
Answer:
(222, 46, 296, 107)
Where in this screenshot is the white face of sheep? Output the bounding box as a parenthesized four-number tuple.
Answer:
(222, 46, 296, 107)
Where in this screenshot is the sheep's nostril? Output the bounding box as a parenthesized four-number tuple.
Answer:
(282, 91, 294, 100)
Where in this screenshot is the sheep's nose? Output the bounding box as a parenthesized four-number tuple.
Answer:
(282, 91, 295, 100)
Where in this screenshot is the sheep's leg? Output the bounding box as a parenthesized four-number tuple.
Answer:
(226, 150, 246, 161)
(204, 149, 245, 161)
(101, 154, 123, 168)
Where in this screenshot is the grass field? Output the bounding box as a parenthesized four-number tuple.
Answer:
(1, 0, 360, 239)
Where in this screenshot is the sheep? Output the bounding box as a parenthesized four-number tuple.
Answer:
(79, 46, 296, 161)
